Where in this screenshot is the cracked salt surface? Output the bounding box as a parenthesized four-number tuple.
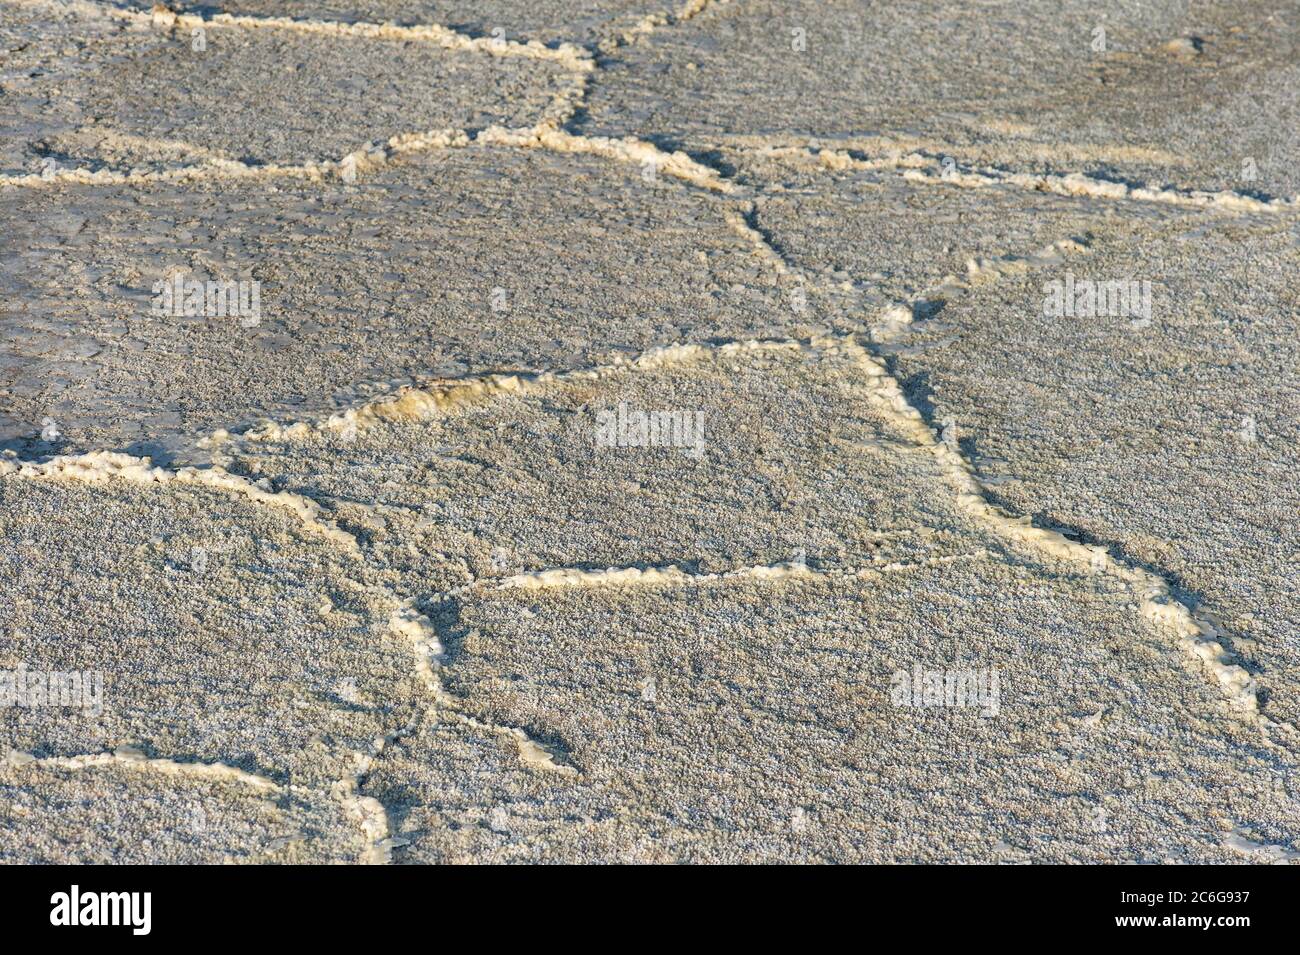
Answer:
(401, 568, 1292, 863)
(3, 0, 1299, 864)
(885, 220, 1300, 736)
(580, 0, 1300, 197)
(1, 2, 574, 174)
(113, 0, 688, 46)
(0, 472, 420, 862)
(0, 148, 795, 460)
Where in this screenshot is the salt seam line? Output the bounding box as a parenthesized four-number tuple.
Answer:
(0, 125, 729, 192)
(0, 449, 358, 551)
(13, 0, 593, 70)
(387, 603, 578, 777)
(5, 745, 281, 792)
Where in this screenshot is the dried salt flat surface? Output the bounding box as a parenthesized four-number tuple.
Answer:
(2, 0, 1299, 864)
(580, 0, 1300, 199)
(0, 1, 572, 176)
(0, 472, 423, 862)
(123, 0, 684, 46)
(380, 569, 1295, 864)
(881, 215, 1300, 736)
(225, 345, 996, 588)
(1, 147, 803, 461)
(0, 758, 316, 864)
(226, 344, 1297, 862)
(719, 149, 1194, 313)
(0, 3, 124, 174)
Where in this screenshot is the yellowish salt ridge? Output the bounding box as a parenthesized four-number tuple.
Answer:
(496, 552, 990, 592)
(388, 603, 452, 702)
(715, 132, 1187, 175)
(606, 0, 730, 50)
(5, 745, 281, 792)
(903, 164, 1297, 214)
(539, 72, 594, 130)
(237, 371, 544, 445)
(0, 156, 324, 189)
(17, 0, 593, 71)
(499, 560, 810, 591)
(0, 450, 357, 551)
(227, 339, 797, 447)
(722, 204, 795, 275)
(2, 120, 726, 197)
(0, 120, 721, 199)
(623, 338, 802, 368)
(0, 123, 717, 194)
(477, 124, 735, 193)
(865, 551, 989, 572)
(331, 745, 405, 865)
(708, 134, 1292, 213)
(0, 127, 472, 190)
(732, 143, 935, 175)
(359, 575, 607, 860)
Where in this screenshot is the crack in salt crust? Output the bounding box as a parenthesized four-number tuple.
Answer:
(903, 164, 1296, 215)
(6, 0, 1294, 866)
(0, 450, 357, 550)
(14, 0, 593, 70)
(386, 603, 577, 777)
(5, 745, 282, 792)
